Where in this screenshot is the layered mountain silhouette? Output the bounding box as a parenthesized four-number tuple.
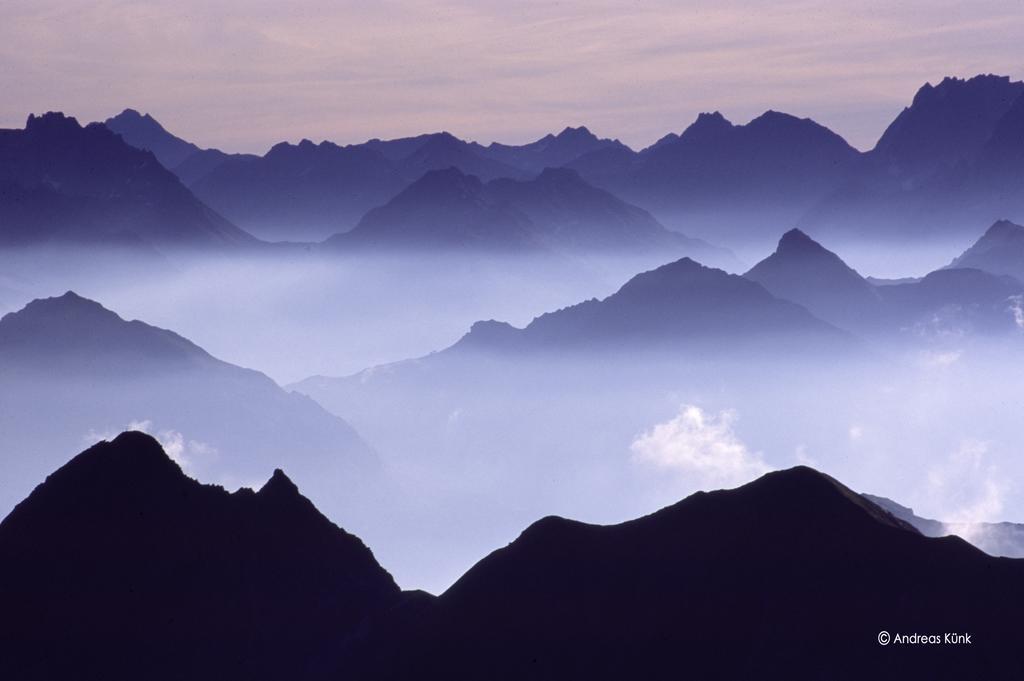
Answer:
(746, 228, 1024, 336)
(745, 228, 883, 330)
(450, 256, 855, 354)
(104, 108, 258, 185)
(567, 110, 860, 243)
(350, 466, 1024, 680)
(0, 113, 253, 248)
(190, 138, 408, 241)
(0, 432, 400, 681)
(327, 167, 538, 251)
(6, 438, 1024, 680)
(803, 75, 1024, 239)
(328, 166, 728, 258)
(874, 267, 1024, 336)
(948, 220, 1024, 280)
(104, 108, 203, 169)
(0, 292, 376, 516)
(477, 125, 629, 173)
(864, 494, 1024, 561)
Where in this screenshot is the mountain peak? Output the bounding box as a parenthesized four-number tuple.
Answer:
(775, 227, 828, 254)
(258, 468, 301, 499)
(983, 219, 1024, 239)
(25, 111, 84, 135)
(680, 111, 733, 139)
(7, 290, 118, 324)
(555, 126, 595, 141)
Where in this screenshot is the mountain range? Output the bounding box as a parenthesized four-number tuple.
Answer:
(744, 227, 1024, 336)
(0, 432, 399, 681)
(4, 436, 1022, 680)
(448, 255, 855, 355)
(865, 493, 1024, 560)
(327, 166, 726, 259)
(0, 113, 253, 249)
(948, 219, 1024, 280)
(566, 110, 861, 242)
(85, 73, 1024, 250)
(802, 75, 1024, 241)
(0, 291, 376, 517)
(104, 108, 258, 185)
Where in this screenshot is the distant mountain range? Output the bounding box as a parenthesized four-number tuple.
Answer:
(0, 432, 399, 681)
(566, 110, 861, 243)
(448, 255, 855, 355)
(0, 291, 376, 517)
(949, 219, 1024, 280)
(4, 438, 1022, 680)
(864, 493, 1024, 560)
(328, 166, 728, 259)
(802, 75, 1024, 241)
(0, 113, 253, 249)
(745, 226, 1024, 336)
(105, 108, 258, 185)
(87, 74, 1024, 249)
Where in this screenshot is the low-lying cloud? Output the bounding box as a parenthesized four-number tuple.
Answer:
(631, 405, 771, 490)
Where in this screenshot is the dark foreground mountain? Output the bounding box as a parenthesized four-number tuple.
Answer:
(0, 112, 254, 249)
(328, 166, 732, 261)
(0, 292, 375, 517)
(745, 228, 883, 330)
(948, 220, 1024, 280)
(0, 432, 400, 681)
(865, 494, 1024, 560)
(349, 466, 1024, 681)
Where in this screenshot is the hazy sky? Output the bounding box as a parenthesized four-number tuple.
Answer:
(3, 0, 1022, 153)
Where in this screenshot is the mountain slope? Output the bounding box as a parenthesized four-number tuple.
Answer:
(802, 75, 1024, 240)
(0, 432, 400, 681)
(745, 228, 883, 330)
(479, 126, 629, 173)
(190, 138, 407, 242)
(0, 292, 376, 517)
(864, 493, 1024, 560)
(329, 166, 730, 259)
(104, 108, 202, 169)
(949, 220, 1024, 280)
(328, 167, 538, 251)
(875, 267, 1024, 336)
(568, 110, 859, 244)
(350, 465, 1024, 680)
(452, 256, 855, 355)
(0, 112, 254, 248)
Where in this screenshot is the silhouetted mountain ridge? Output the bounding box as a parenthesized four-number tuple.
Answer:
(350, 464, 1024, 680)
(0, 432, 399, 681)
(0, 112, 253, 248)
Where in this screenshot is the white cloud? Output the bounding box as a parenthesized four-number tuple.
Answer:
(84, 419, 218, 474)
(1009, 295, 1024, 330)
(924, 439, 1009, 543)
(848, 425, 864, 441)
(631, 405, 771, 490)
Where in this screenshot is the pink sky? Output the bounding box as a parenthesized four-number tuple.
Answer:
(2, 0, 1022, 153)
